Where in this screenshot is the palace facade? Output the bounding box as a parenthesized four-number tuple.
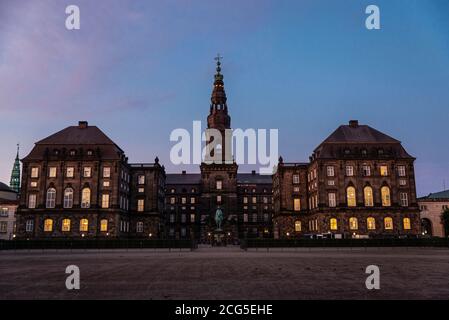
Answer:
(15, 60, 420, 240)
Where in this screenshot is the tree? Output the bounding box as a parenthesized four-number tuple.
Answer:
(441, 209, 449, 238)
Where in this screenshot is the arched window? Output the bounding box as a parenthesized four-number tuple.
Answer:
(46, 188, 56, 208)
(62, 219, 71, 232)
(349, 217, 358, 230)
(80, 218, 89, 232)
(346, 186, 356, 207)
(44, 218, 53, 232)
(330, 218, 338, 231)
(295, 220, 301, 232)
(403, 218, 411, 230)
(384, 217, 393, 230)
(63, 188, 74, 208)
(364, 186, 374, 207)
(81, 188, 91, 208)
(367, 217, 376, 230)
(100, 219, 108, 232)
(381, 186, 391, 207)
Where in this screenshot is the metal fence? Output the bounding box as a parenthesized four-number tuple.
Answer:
(240, 238, 449, 250)
(0, 239, 197, 251)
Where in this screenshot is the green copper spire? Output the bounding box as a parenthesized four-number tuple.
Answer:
(9, 144, 20, 193)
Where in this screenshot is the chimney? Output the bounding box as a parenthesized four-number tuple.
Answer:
(182, 170, 186, 175)
(349, 120, 359, 128)
(252, 170, 256, 175)
(78, 121, 88, 129)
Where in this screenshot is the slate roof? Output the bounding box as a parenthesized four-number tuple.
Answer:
(237, 173, 272, 184)
(166, 174, 202, 185)
(0, 182, 15, 193)
(419, 190, 449, 200)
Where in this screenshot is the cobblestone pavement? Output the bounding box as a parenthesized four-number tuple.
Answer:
(1, 247, 448, 299)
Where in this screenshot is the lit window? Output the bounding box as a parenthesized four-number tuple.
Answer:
(80, 218, 88, 232)
(295, 220, 301, 232)
(136, 221, 144, 233)
(243, 197, 248, 204)
(327, 180, 335, 186)
(349, 217, 358, 230)
(327, 166, 335, 177)
(217, 195, 222, 204)
(103, 181, 110, 187)
(384, 217, 393, 230)
(397, 165, 406, 177)
(103, 167, 111, 178)
(293, 174, 300, 184)
(100, 219, 108, 232)
(263, 197, 268, 204)
(49, 167, 57, 178)
(83, 167, 92, 178)
(346, 166, 354, 177)
(137, 199, 144, 212)
(81, 188, 91, 208)
(364, 186, 374, 207)
(138, 187, 144, 193)
(362, 165, 371, 176)
(191, 197, 196, 204)
(26, 220, 34, 232)
(330, 218, 338, 231)
(31, 167, 39, 178)
(44, 219, 53, 232)
(381, 186, 391, 206)
(328, 193, 336, 207)
(216, 180, 222, 190)
(403, 218, 411, 230)
(87, 150, 93, 156)
(30, 181, 38, 187)
(346, 186, 356, 207)
(63, 188, 74, 208)
(294, 198, 301, 211)
(101, 194, 110, 208)
(380, 165, 388, 176)
(66, 167, 74, 178)
(190, 214, 195, 223)
(181, 197, 186, 204)
(61, 219, 71, 232)
(400, 192, 408, 206)
(138, 175, 145, 185)
(28, 194, 37, 209)
(399, 179, 407, 186)
(46, 188, 56, 208)
(367, 217, 376, 230)
(252, 197, 257, 204)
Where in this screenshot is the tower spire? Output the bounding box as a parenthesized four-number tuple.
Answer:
(9, 144, 21, 193)
(211, 53, 227, 110)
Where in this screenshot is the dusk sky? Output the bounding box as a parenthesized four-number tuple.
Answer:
(0, 0, 448, 196)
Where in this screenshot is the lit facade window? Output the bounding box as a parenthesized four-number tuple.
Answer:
(138, 175, 145, 185)
(217, 195, 222, 204)
(83, 167, 92, 178)
(62, 219, 71, 232)
(181, 197, 187, 204)
(49, 167, 57, 178)
(103, 167, 111, 178)
(190, 214, 195, 223)
(80, 218, 88, 232)
(170, 197, 175, 204)
(367, 217, 376, 230)
(346, 186, 356, 207)
(381, 186, 391, 207)
(216, 180, 222, 190)
(100, 219, 108, 232)
(328, 193, 336, 207)
(399, 179, 407, 186)
(46, 188, 56, 208)
(252, 197, 257, 204)
(243, 197, 248, 204)
(191, 197, 196, 204)
(63, 188, 74, 208)
(380, 165, 389, 176)
(400, 192, 408, 206)
(293, 174, 300, 184)
(346, 166, 354, 177)
(293, 198, 301, 211)
(101, 194, 110, 208)
(364, 186, 374, 207)
(137, 199, 144, 212)
(295, 220, 301, 232)
(397, 165, 406, 177)
(384, 217, 394, 230)
(403, 218, 411, 230)
(31, 167, 39, 178)
(326, 166, 334, 177)
(66, 167, 74, 178)
(28, 194, 37, 209)
(330, 218, 338, 230)
(44, 219, 53, 232)
(349, 217, 358, 230)
(136, 221, 144, 233)
(81, 188, 91, 208)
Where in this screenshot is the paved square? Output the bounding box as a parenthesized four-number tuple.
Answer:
(1, 247, 448, 299)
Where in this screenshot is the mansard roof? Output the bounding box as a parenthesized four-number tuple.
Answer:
(313, 120, 414, 159)
(23, 121, 125, 161)
(166, 173, 201, 185)
(237, 173, 272, 184)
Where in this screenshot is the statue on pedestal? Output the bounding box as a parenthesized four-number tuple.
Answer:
(215, 207, 224, 231)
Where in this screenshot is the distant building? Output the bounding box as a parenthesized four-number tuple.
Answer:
(418, 190, 449, 237)
(0, 182, 18, 240)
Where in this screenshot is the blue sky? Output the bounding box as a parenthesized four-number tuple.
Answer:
(0, 0, 448, 196)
